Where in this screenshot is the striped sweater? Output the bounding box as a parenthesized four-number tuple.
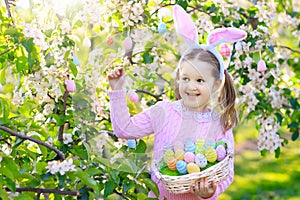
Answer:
(108, 90, 234, 200)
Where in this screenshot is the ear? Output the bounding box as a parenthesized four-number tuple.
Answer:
(173, 5, 198, 45)
(213, 79, 222, 92)
(207, 28, 247, 47)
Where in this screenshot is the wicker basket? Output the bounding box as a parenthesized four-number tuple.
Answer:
(151, 153, 233, 194)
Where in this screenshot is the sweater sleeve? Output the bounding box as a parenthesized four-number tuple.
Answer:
(108, 90, 155, 139)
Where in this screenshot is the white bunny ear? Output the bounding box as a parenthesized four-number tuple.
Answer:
(207, 28, 247, 47)
(173, 5, 198, 46)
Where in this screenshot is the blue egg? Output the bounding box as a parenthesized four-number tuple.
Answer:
(73, 56, 79, 65)
(127, 139, 136, 149)
(176, 160, 187, 174)
(158, 22, 167, 34)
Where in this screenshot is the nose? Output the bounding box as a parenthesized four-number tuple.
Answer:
(188, 81, 197, 90)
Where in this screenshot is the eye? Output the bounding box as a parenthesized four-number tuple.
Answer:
(182, 77, 189, 82)
(197, 79, 205, 83)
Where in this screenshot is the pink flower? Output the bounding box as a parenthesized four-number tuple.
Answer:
(127, 90, 139, 103)
(66, 80, 76, 93)
(123, 36, 133, 51)
(220, 44, 230, 57)
(257, 60, 267, 72)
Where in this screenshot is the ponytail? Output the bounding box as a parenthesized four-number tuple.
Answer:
(219, 70, 238, 133)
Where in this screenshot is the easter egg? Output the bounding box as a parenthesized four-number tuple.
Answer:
(158, 22, 166, 34)
(204, 139, 216, 149)
(216, 145, 227, 161)
(187, 163, 200, 174)
(176, 160, 187, 174)
(174, 149, 185, 160)
(127, 139, 136, 149)
(185, 141, 196, 153)
(167, 157, 177, 171)
(163, 142, 173, 152)
(195, 138, 205, 147)
(127, 90, 139, 103)
(83, 37, 91, 48)
(123, 36, 133, 51)
(184, 152, 195, 163)
(163, 149, 174, 163)
(73, 56, 79, 65)
(205, 147, 217, 163)
(257, 60, 267, 72)
(195, 146, 205, 154)
(195, 153, 208, 168)
(220, 44, 230, 57)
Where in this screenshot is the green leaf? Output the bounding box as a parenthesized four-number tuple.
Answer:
(104, 180, 116, 198)
(275, 147, 280, 158)
(176, 0, 188, 10)
(5, 178, 16, 192)
(36, 161, 48, 174)
(142, 52, 154, 64)
(252, 52, 260, 63)
(122, 180, 135, 194)
(260, 149, 267, 156)
(0, 188, 9, 199)
(0, 69, 6, 85)
(69, 62, 78, 77)
(135, 139, 147, 154)
(140, 178, 159, 197)
(291, 131, 299, 141)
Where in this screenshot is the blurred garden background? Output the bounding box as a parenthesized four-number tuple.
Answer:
(0, 0, 299, 199)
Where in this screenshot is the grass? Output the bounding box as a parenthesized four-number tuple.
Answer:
(219, 121, 300, 200)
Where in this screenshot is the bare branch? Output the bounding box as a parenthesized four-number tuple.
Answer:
(273, 45, 300, 54)
(0, 126, 65, 161)
(135, 89, 162, 102)
(58, 84, 69, 142)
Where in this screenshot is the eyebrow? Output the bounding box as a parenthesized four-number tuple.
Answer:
(181, 73, 204, 79)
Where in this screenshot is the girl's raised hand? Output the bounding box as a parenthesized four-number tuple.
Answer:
(107, 67, 126, 90)
(190, 177, 217, 198)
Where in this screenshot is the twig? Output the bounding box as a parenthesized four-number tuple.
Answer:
(150, 4, 176, 17)
(4, 0, 14, 24)
(135, 89, 162, 102)
(58, 85, 69, 142)
(0, 126, 65, 161)
(156, 73, 171, 85)
(5, 187, 79, 196)
(113, 189, 130, 200)
(0, 48, 13, 56)
(273, 45, 300, 54)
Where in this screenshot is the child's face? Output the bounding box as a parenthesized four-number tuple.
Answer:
(178, 59, 221, 112)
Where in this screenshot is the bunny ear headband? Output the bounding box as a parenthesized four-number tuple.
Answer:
(173, 5, 247, 80)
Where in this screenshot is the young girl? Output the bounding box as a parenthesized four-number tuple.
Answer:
(107, 5, 247, 200)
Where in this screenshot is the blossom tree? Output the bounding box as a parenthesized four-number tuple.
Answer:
(0, 0, 299, 199)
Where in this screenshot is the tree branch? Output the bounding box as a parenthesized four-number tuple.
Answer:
(273, 45, 300, 54)
(5, 187, 79, 196)
(58, 85, 69, 142)
(113, 189, 130, 200)
(135, 89, 162, 102)
(0, 126, 65, 161)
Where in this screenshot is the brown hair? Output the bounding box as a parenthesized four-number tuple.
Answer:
(174, 48, 238, 133)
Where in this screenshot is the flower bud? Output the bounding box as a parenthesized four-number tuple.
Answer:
(106, 36, 114, 46)
(66, 80, 76, 93)
(257, 60, 267, 72)
(235, 41, 243, 51)
(123, 36, 133, 51)
(127, 90, 139, 103)
(83, 37, 91, 48)
(220, 44, 230, 57)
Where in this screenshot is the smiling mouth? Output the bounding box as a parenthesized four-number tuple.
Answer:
(186, 92, 200, 96)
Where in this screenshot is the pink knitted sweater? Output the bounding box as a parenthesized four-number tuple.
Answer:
(109, 90, 234, 200)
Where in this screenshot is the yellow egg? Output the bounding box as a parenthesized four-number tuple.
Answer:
(187, 163, 200, 174)
(174, 149, 185, 160)
(205, 147, 217, 163)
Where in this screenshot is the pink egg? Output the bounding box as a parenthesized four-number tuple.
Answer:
(123, 36, 133, 51)
(184, 152, 195, 163)
(127, 90, 139, 103)
(220, 44, 230, 57)
(216, 145, 226, 161)
(65, 80, 76, 93)
(106, 36, 114, 46)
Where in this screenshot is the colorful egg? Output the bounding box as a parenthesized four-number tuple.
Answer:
(127, 139, 136, 149)
(204, 139, 216, 149)
(127, 90, 139, 103)
(176, 160, 187, 174)
(185, 141, 196, 153)
(72, 56, 79, 65)
(167, 157, 177, 171)
(220, 44, 230, 57)
(174, 149, 185, 160)
(187, 163, 200, 174)
(163, 149, 174, 163)
(205, 147, 217, 163)
(158, 22, 166, 34)
(184, 152, 195, 163)
(123, 36, 133, 51)
(195, 138, 205, 147)
(195, 153, 208, 168)
(195, 146, 205, 154)
(216, 145, 227, 161)
(173, 141, 184, 151)
(163, 141, 173, 152)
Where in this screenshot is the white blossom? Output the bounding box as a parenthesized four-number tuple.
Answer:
(63, 134, 73, 144)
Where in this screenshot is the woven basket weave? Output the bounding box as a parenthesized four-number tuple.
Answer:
(151, 153, 233, 194)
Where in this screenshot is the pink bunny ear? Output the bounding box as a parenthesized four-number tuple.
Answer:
(207, 28, 247, 47)
(173, 5, 198, 45)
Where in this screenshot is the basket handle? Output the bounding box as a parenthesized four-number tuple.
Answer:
(151, 162, 163, 181)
